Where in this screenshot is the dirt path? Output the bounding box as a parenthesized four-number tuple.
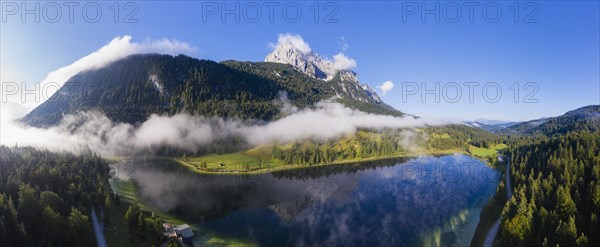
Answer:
(483, 159, 512, 247)
(91, 208, 108, 247)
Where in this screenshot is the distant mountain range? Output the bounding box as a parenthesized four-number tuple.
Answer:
(464, 118, 522, 132)
(465, 105, 600, 135)
(23, 43, 403, 127)
(475, 119, 518, 127)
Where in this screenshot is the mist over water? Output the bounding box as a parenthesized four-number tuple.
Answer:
(1, 100, 454, 156)
(111, 154, 499, 247)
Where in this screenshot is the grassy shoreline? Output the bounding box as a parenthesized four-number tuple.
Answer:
(174, 142, 509, 175)
(175, 148, 472, 175)
(469, 161, 509, 247)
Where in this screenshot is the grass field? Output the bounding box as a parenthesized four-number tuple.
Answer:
(176, 147, 470, 175)
(104, 199, 140, 247)
(109, 179, 185, 224)
(181, 151, 284, 173)
(469, 143, 508, 158)
(175, 129, 478, 174)
(194, 232, 256, 247)
(105, 178, 173, 247)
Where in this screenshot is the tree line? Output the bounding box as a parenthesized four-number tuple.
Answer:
(496, 130, 600, 246)
(270, 125, 503, 166)
(0, 145, 111, 246)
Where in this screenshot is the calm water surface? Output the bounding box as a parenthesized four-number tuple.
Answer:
(111, 154, 499, 247)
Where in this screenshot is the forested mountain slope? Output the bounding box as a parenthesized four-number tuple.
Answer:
(0, 146, 112, 246)
(496, 131, 600, 247)
(23, 54, 403, 127)
(501, 105, 600, 136)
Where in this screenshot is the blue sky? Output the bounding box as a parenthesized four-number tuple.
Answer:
(1, 0, 599, 121)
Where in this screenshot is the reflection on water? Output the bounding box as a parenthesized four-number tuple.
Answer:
(113, 154, 499, 247)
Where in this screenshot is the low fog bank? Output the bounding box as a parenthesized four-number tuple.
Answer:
(1, 101, 457, 156)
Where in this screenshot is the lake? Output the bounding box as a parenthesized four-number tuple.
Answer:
(111, 154, 499, 247)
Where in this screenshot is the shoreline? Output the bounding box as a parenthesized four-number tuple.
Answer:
(107, 149, 503, 247)
(173, 148, 490, 175)
(110, 150, 502, 245)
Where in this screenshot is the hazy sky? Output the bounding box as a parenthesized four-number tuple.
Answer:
(1, 1, 598, 121)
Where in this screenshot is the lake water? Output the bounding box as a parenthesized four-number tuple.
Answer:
(111, 154, 499, 247)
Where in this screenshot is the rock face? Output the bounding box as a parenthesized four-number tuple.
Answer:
(265, 40, 381, 103)
(265, 41, 328, 80)
(361, 84, 382, 103)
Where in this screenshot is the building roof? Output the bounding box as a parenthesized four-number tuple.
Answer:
(174, 224, 190, 230)
(173, 224, 194, 239)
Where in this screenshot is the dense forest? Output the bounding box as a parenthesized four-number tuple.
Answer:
(426, 125, 504, 150)
(0, 146, 111, 246)
(270, 130, 416, 165)
(267, 125, 503, 166)
(501, 105, 600, 136)
(496, 130, 600, 246)
(0, 146, 174, 247)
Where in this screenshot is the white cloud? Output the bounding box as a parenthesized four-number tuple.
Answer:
(268, 33, 357, 76)
(242, 101, 448, 145)
(377, 81, 394, 96)
(331, 53, 357, 71)
(35, 35, 197, 109)
(0, 34, 453, 155)
(270, 33, 312, 54)
(0, 100, 455, 156)
(339, 36, 349, 52)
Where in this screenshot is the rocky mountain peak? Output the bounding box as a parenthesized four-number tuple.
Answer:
(265, 40, 362, 83)
(265, 40, 327, 80)
(265, 39, 379, 103)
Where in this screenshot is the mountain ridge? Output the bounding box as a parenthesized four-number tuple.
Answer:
(265, 39, 382, 104)
(22, 53, 404, 127)
(498, 105, 599, 135)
